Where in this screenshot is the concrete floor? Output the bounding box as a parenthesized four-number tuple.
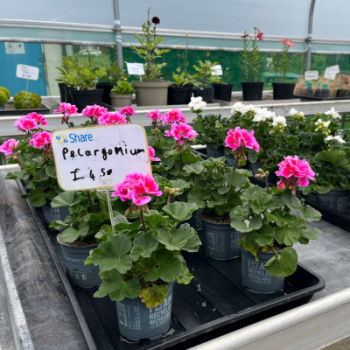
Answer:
(0, 277, 15, 350)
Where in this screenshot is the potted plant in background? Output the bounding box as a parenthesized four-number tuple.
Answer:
(240, 27, 265, 101)
(231, 156, 322, 293)
(192, 51, 222, 103)
(13, 91, 41, 110)
(109, 79, 134, 108)
(0, 86, 10, 110)
(56, 55, 79, 104)
(212, 67, 234, 102)
(272, 39, 296, 99)
(131, 8, 170, 106)
(88, 173, 201, 340)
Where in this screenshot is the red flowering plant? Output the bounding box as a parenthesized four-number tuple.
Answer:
(86, 172, 201, 308)
(272, 38, 295, 83)
(230, 155, 322, 278)
(2, 115, 63, 207)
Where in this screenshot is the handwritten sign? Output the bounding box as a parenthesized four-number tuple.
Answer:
(127, 63, 145, 75)
(5, 43, 25, 54)
(305, 71, 319, 80)
(211, 65, 223, 76)
(51, 124, 152, 191)
(324, 65, 339, 80)
(16, 64, 39, 80)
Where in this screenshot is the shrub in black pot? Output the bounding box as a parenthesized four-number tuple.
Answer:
(168, 70, 196, 105)
(213, 83, 234, 101)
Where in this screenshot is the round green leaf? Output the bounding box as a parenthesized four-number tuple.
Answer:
(130, 231, 159, 260)
(157, 224, 195, 251)
(274, 225, 300, 245)
(162, 202, 197, 222)
(29, 189, 47, 207)
(51, 191, 81, 207)
(188, 188, 211, 209)
(265, 247, 298, 277)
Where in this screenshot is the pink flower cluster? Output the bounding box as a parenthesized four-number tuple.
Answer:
(279, 39, 295, 47)
(164, 123, 198, 146)
(54, 103, 78, 122)
(276, 155, 315, 192)
(29, 131, 52, 149)
(147, 110, 162, 121)
(13, 113, 48, 132)
(0, 139, 19, 155)
(225, 127, 260, 153)
(119, 106, 136, 117)
(111, 173, 162, 206)
(162, 109, 188, 125)
(149, 146, 160, 161)
(98, 112, 127, 126)
(82, 105, 108, 119)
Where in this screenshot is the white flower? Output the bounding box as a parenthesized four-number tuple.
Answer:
(231, 102, 245, 114)
(289, 108, 298, 116)
(241, 104, 258, 115)
(188, 96, 206, 112)
(272, 115, 287, 127)
(253, 108, 275, 122)
(325, 135, 345, 144)
(315, 119, 330, 128)
(325, 107, 341, 120)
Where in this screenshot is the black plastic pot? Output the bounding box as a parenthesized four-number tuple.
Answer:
(316, 189, 350, 213)
(42, 202, 70, 231)
(96, 82, 113, 105)
(167, 85, 192, 105)
(192, 88, 214, 103)
(241, 246, 285, 293)
(206, 144, 225, 158)
(272, 83, 296, 100)
(201, 216, 240, 260)
(64, 85, 75, 104)
(241, 82, 264, 101)
(70, 89, 103, 113)
(251, 162, 277, 185)
(58, 83, 65, 103)
(212, 83, 234, 101)
(57, 235, 101, 288)
(116, 281, 175, 341)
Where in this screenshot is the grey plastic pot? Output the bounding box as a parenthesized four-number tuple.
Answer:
(241, 246, 285, 293)
(109, 93, 132, 108)
(42, 202, 70, 231)
(57, 235, 101, 288)
(133, 80, 170, 106)
(116, 281, 175, 341)
(201, 216, 240, 260)
(251, 162, 277, 184)
(206, 144, 225, 158)
(316, 189, 350, 213)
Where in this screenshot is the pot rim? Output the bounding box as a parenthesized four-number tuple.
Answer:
(70, 88, 103, 94)
(318, 188, 350, 193)
(57, 233, 98, 249)
(109, 93, 133, 98)
(201, 213, 231, 226)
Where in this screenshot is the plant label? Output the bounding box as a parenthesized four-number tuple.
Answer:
(51, 124, 152, 191)
(211, 65, 223, 76)
(324, 65, 339, 80)
(5, 42, 25, 54)
(127, 63, 145, 75)
(304, 71, 319, 80)
(16, 64, 39, 80)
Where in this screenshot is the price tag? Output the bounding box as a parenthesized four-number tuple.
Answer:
(211, 65, 223, 76)
(51, 124, 152, 191)
(127, 63, 145, 75)
(16, 64, 39, 80)
(324, 65, 339, 80)
(5, 43, 25, 54)
(304, 71, 319, 80)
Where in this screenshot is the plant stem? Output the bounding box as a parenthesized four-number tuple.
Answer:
(233, 157, 239, 171)
(179, 152, 182, 163)
(87, 190, 94, 212)
(140, 211, 147, 233)
(167, 195, 172, 205)
(188, 142, 191, 153)
(265, 176, 270, 194)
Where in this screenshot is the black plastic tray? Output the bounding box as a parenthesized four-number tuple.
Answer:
(293, 94, 350, 102)
(0, 102, 51, 116)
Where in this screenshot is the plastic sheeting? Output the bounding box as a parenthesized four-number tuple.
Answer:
(0, 169, 88, 350)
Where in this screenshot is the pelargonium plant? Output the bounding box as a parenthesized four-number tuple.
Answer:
(119, 106, 136, 123)
(230, 156, 322, 278)
(53, 102, 78, 128)
(82, 104, 109, 125)
(147, 109, 162, 128)
(86, 172, 201, 308)
(189, 96, 207, 119)
(98, 112, 127, 126)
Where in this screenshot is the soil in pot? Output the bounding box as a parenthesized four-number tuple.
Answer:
(213, 83, 234, 101)
(206, 144, 225, 158)
(316, 189, 350, 213)
(109, 94, 133, 108)
(251, 162, 277, 185)
(96, 82, 113, 105)
(70, 89, 103, 113)
(192, 88, 214, 103)
(57, 234, 101, 288)
(168, 85, 192, 105)
(241, 82, 264, 101)
(201, 212, 240, 260)
(116, 281, 175, 341)
(133, 81, 170, 106)
(272, 83, 296, 100)
(42, 202, 69, 231)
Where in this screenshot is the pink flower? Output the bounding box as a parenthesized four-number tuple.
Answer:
(241, 33, 249, 38)
(277, 178, 287, 191)
(119, 106, 136, 117)
(143, 173, 162, 196)
(131, 183, 152, 206)
(53, 103, 78, 116)
(27, 112, 48, 126)
(147, 110, 162, 121)
(149, 146, 160, 162)
(82, 105, 108, 119)
(257, 28, 264, 42)
(164, 123, 198, 145)
(14, 116, 38, 132)
(162, 109, 187, 125)
(98, 112, 127, 126)
(280, 39, 295, 47)
(225, 127, 260, 153)
(29, 131, 52, 149)
(0, 139, 19, 155)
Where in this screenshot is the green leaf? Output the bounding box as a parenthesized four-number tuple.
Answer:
(49, 220, 69, 230)
(59, 227, 80, 243)
(250, 191, 277, 214)
(45, 190, 57, 200)
(274, 226, 300, 245)
(230, 214, 262, 232)
(300, 227, 322, 240)
(265, 247, 298, 277)
(313, 181, 333, 194)
(207, 191, 227, 208)
(157, 224, 195, 251)
(281, 190, 302, 211)
(188, 188, 211, 208)
(224, 171, 247, 188)
(130, 231, 158, 260)
(95, 225, 113, 241)
(183, 162, 204, 175)
(162, 202, 197, 222)
(139, 285, 169, 308)
(247, 149, 258, 163)
(255, 224, 274, 246)
(275, 213, 296, 227)
(182, 234, 202, 252)
(317, 150, 350, 170)
(298, 205, 322, 222)
(5, 170, 30, 181)
(92, 234, 133, 273)
(143, 210, 168, 229)
(169, 179, 191, 190)
(35, 168, 49, 182)
(45, 165, 57, 178)
(94, 269, 141, 301)
(144, 249, 183, 282)
(51, 191, 81, 207)
(29, 189, 47, 207)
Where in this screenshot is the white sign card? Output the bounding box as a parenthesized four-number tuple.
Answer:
(324, 65, 339, 80)
(127, 63, 145, 75)
(51, 124, 152, 191)
(5, 42, 25, 54)
(304, 71, 319, 80)
(211, 65, 223, 76)
(16, 64, 39, 80)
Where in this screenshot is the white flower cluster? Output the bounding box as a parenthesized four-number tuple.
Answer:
(325, 107, 341, 120)
(188, 96, 207, 112)
(231, 102, 259, 116)
(324, 135, 346, 144)
(252, 108, 276, 123)
(272, 115, 287, 127)
(289, 108, 304, 117)
(315, 119, 331, 128)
